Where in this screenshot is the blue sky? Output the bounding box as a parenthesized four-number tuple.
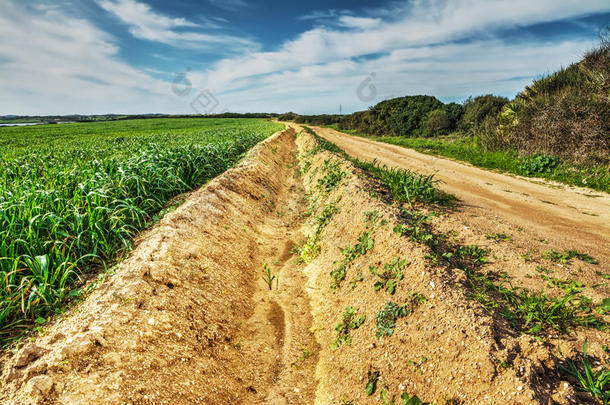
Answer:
(0, 0, 608, 115)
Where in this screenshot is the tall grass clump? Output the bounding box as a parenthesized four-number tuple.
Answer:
(0, 118, 281, 344)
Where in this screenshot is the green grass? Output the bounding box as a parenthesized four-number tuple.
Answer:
(0, 118, 282, 345)
(325, 125, 610, 193)
(559, 340, 610, 404)
(303, 126, 455, 206)
(542, 249, 598, 265)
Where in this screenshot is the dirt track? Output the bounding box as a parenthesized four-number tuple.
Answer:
(307, 125, 610, 263)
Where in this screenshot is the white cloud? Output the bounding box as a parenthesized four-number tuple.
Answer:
(0, 1, 180, 115)
(97, 0, 257, 51)
(191, 0, 608, 113)
(1, 0, 608, 115)
(337, 16, 382, 30)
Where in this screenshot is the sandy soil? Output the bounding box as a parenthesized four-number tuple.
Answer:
(308, 125, 610, 264)
(1, 124, 608, 404)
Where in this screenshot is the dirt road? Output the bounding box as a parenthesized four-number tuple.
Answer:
(307, 125, 610, 263)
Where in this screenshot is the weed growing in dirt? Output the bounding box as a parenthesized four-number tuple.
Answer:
(331, 306, 366, 349)
(485, 233, 511, 242)
(262, 263, 279, 290)
(559, 340, 610, 404)
(464, 269, 605, 334)
(400, 392, 430, 405)
(372, 257, 407, 294)
(303, 126, 455, 205)
(376, 301, 410, 337)
(542, 249, 598, 264)
(393, 211, 437, 247)
(353, 160, 455, 206)
(317, 159, 347, 193)
(380, 387, 395, 404)
(330, 212, 378, 289)
(296, 199, 340, 263)
(365, 369, 380, 395)
(456, 245, 489, 264)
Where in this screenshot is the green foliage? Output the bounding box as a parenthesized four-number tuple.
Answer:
(331, 306, 366, 349)
(401, 392, 429, 405)
(372, 257, 407, 294)
(456, 245, 489, 264)
(365, 370, 380, 395)
(0, 118, 281, 345)
(485, 233, 511, 242)
(519, 154, 560, 176)
(262, 263, 279, 290)
(542, 249, 598, 265)
(375, 302, 408, 337)
(426, 109, 452, 136)
(317, 159, 347, 192)
(465, 269, 605, 334)
(331, 229, 375, 289)
(330, 212, 378, 289)
(296, 200, 339, 263)
(354, 160, 455, 206)
(559, 340, 610, 404)
(459, 94, 508, 130)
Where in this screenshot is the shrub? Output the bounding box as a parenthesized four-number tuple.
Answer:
(459, 94, 509, 131)
(426, 109, 452, 136)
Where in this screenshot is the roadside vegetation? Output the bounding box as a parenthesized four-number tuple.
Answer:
(283, 36, 610, 192)
(0, 118, 282, 345)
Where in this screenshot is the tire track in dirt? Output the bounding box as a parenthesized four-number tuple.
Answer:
(306, 125, 610, 264)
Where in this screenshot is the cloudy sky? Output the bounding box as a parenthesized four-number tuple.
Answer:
(0, 0, 608, 115)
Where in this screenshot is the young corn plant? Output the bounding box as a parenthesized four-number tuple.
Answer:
(559, 340, 610, 404)
(262, 263, 279, 290)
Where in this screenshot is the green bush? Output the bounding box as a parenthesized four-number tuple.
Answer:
(459, 94, 508, 130)
(426, 109, 452, 136)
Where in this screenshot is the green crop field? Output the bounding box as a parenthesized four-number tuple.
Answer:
(0, 118, 282, 343)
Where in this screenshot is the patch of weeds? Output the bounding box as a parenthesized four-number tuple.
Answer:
(393, 211, 437, 248)
(317, 159, 346, 193)
(456, 245, 488, 264)
(331, 306, 366, 349)
(545, 277, 585, 294)
(304, 126, 455, 205)
(330, 212, 378, 290)
(559, 340, 609, 404)
(485, 233, 511, 242)
(295, 199, 339, 263)
(372, 257, 407, 294)
(464, 269, 605, 335)
(365, 369, 380, 396)
(543, 249, 598, 265)
(375, 294, 425, 337)
(261, 263, 279, 290)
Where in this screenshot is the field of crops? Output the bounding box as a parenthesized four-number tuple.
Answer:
(0, 118, 282, 343)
